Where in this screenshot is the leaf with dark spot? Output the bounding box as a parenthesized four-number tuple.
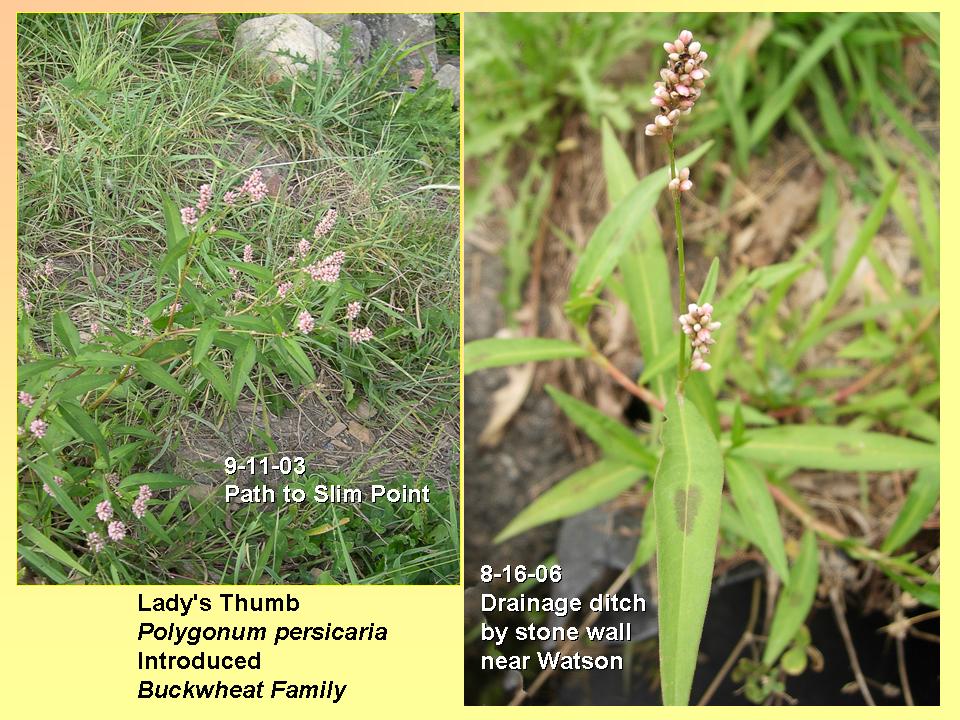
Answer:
(655, 393, 724, 705)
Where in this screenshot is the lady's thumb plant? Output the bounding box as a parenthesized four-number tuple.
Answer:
(643, 29, 725, 706)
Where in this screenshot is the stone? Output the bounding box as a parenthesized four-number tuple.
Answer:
(165, 14, 220, 43)
(356, 14, 437, 74)
(344, 20, 372, 63)
(221, 135, 293, 201)
(435, 63, 460, 107)
(300, 14, 350, 32)
(234, 14, 339, 83)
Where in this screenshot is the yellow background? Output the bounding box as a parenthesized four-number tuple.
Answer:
(4, 2, 951, 717)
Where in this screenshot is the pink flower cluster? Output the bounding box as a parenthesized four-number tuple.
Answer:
(679, 302, 721, 372)
(349, 327, 374, 344)
(96, 499, 113, 521)
(19, 286, 33, 313)
(30, 418, 47, 439)
(42, 474, 63, 497)
(297, 311, 315, 334)
(645, 30, 710, 138)
(180, 206, 198, 228)
(669, 167, 693, 194)
(243, 244, 254, 263)
(314, 208, 338, 238)
(19, 391, 34, 408)
(107, 520, 126, 542)
(304, 250, 345, 283)
(296, 238, 311, 258)
(132, 484, 152, 519)
(240, 169, 268, 202)
(86, 531, 106, 554)
(346, 301, 361, 320)
(277, 281, 293, 299)
(197, 184, 213, 215)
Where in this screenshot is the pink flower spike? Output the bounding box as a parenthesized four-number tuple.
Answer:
(90, 321, 100, 335)
(43, 474, 64, 497)
(132, 495, 148, 519)
(96, 500, 114, 522)
(277, 281, 293, 299)
(223, 190, 238, 206)
(314, 208, 338, 238)
(87, 531, 106, 553)
(243, 244, 254, 263)
(197, 184, 213, 214)
(349, 326, 374, 345)
(346, 301, 362, 320)
(107, 520, 126, 542)
(297, 311, 315, 334)
(241, 169, 268, 202)
(137, 484, 152, 501)
(30, 418, 47, 439)
(18, 391, 34, 408)
(297, 238, 311, 258)
(180, 207, 198, 227)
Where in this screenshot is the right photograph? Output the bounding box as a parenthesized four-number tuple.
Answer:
(463, 12, 939, 707)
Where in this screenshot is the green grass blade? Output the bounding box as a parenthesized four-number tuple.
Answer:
(749, 14, 860, 146)
(790, 173, 898, 365)
(881, 466, 939, 553)
(762, 530, 819, 665)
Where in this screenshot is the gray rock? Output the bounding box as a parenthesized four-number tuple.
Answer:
(162, 14, 220, 45)
(235, 14, 339, 83)
(220, 134, 293, 201)
(300, 14, 350, 32)
(344, 20, 372, 63)
(435, 63, 459, 107)
(356, 13, 437, 74)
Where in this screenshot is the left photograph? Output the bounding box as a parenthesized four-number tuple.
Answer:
(17, 13, 461, 585)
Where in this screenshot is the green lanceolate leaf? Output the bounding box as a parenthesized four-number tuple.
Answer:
(568, 141, 713, 323)
(133, 358, 188, 398)
(161, 194, 188, 249)
(762, 530, 820, 666)
(725, 457, 790, 581)
(463, 337, 588, 374)
(231, 339, 258, 403)
(698, 257, 720, 305)
(730, 425, 937, 472)
(57, 400, 110, 460)
(546, 385, 656, 471)
(20, 524, 91, 577)
(495, 459, 644, 543)
(53, 311, 82, 355)
(193, 318, 218, 364)
(655, 393, 724, 705)
(119, 472, 191, 491)
(881, 466, 940, 554)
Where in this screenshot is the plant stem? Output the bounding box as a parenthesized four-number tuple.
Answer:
(575, 326, 665, 412)
(668, 137, 688, 391)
